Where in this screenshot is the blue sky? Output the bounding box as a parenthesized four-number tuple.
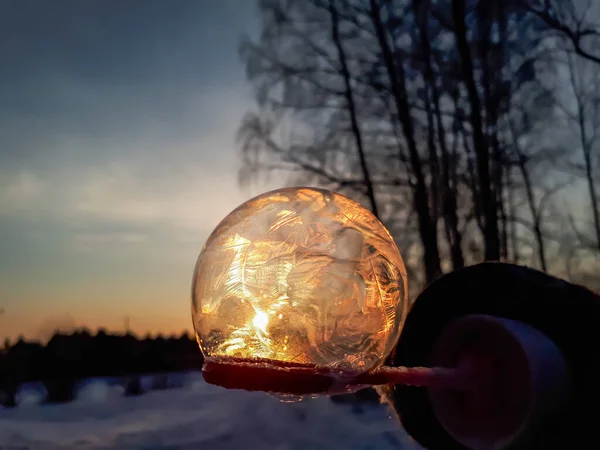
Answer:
(0, 0, 281, 340)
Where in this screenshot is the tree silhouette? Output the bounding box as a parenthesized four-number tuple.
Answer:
(238, 0, 600, 290)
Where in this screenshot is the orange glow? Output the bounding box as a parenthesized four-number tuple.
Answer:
(191, 187, 408, 373)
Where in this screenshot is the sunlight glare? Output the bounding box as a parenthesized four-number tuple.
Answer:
(252, 310, 269, 334)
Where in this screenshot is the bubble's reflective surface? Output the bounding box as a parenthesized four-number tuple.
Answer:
(192, 187, 408, 373)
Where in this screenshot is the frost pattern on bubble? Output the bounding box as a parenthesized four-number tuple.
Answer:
(191, 187, 408, 372)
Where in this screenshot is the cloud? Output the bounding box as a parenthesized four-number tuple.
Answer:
(73, 232, 149, 250)
(0, 70, 268, 227)
(0, 150, 283, 254)
(1, 163, 234, 229)
(0, 170, 44, 208)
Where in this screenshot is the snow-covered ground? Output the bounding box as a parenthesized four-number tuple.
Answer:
(0, 373, 421, 449)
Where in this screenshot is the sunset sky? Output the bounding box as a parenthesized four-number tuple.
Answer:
(0, 1, 281, 341)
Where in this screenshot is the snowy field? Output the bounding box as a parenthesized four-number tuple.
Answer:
(0, 373, 422, 450)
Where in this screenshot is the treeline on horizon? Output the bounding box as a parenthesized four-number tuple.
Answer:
(238, 0, 600, 294)
(0, 329, 380, 407)
(0, 328, 203, 406)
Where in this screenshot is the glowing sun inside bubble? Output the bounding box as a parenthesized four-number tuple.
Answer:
(191, 187, 408, 373)
(252, 311, 269, 333)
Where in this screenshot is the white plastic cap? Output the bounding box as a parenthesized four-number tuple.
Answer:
(428, 315, 569, 450)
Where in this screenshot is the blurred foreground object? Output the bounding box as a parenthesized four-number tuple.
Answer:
(388, 262, 599, 450)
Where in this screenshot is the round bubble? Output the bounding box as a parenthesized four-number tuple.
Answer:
(192, 187, 408, 373)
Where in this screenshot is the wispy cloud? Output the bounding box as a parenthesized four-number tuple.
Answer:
(0, 170, 45, 210)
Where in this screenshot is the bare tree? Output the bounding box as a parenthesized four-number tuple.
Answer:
(237, 0, 390, 214)
(506, 107, 549, 271)
(535, 46, 600, 251)
(564, 50, 600, 250)
(524, 0, 600, 65)
(368, 0, 443, 282)
(451, 0, 501, 260)
(236, 0, 600, 290)
(413, 0, 465, 270)
(328, 0, 379, 216)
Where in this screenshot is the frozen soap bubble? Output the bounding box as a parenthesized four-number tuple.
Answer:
(191, 187, 408, 373)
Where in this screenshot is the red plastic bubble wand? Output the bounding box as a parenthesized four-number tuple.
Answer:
(201, 356, 472, 395)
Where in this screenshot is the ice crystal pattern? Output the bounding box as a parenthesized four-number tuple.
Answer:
(192, 187, 408, 372)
